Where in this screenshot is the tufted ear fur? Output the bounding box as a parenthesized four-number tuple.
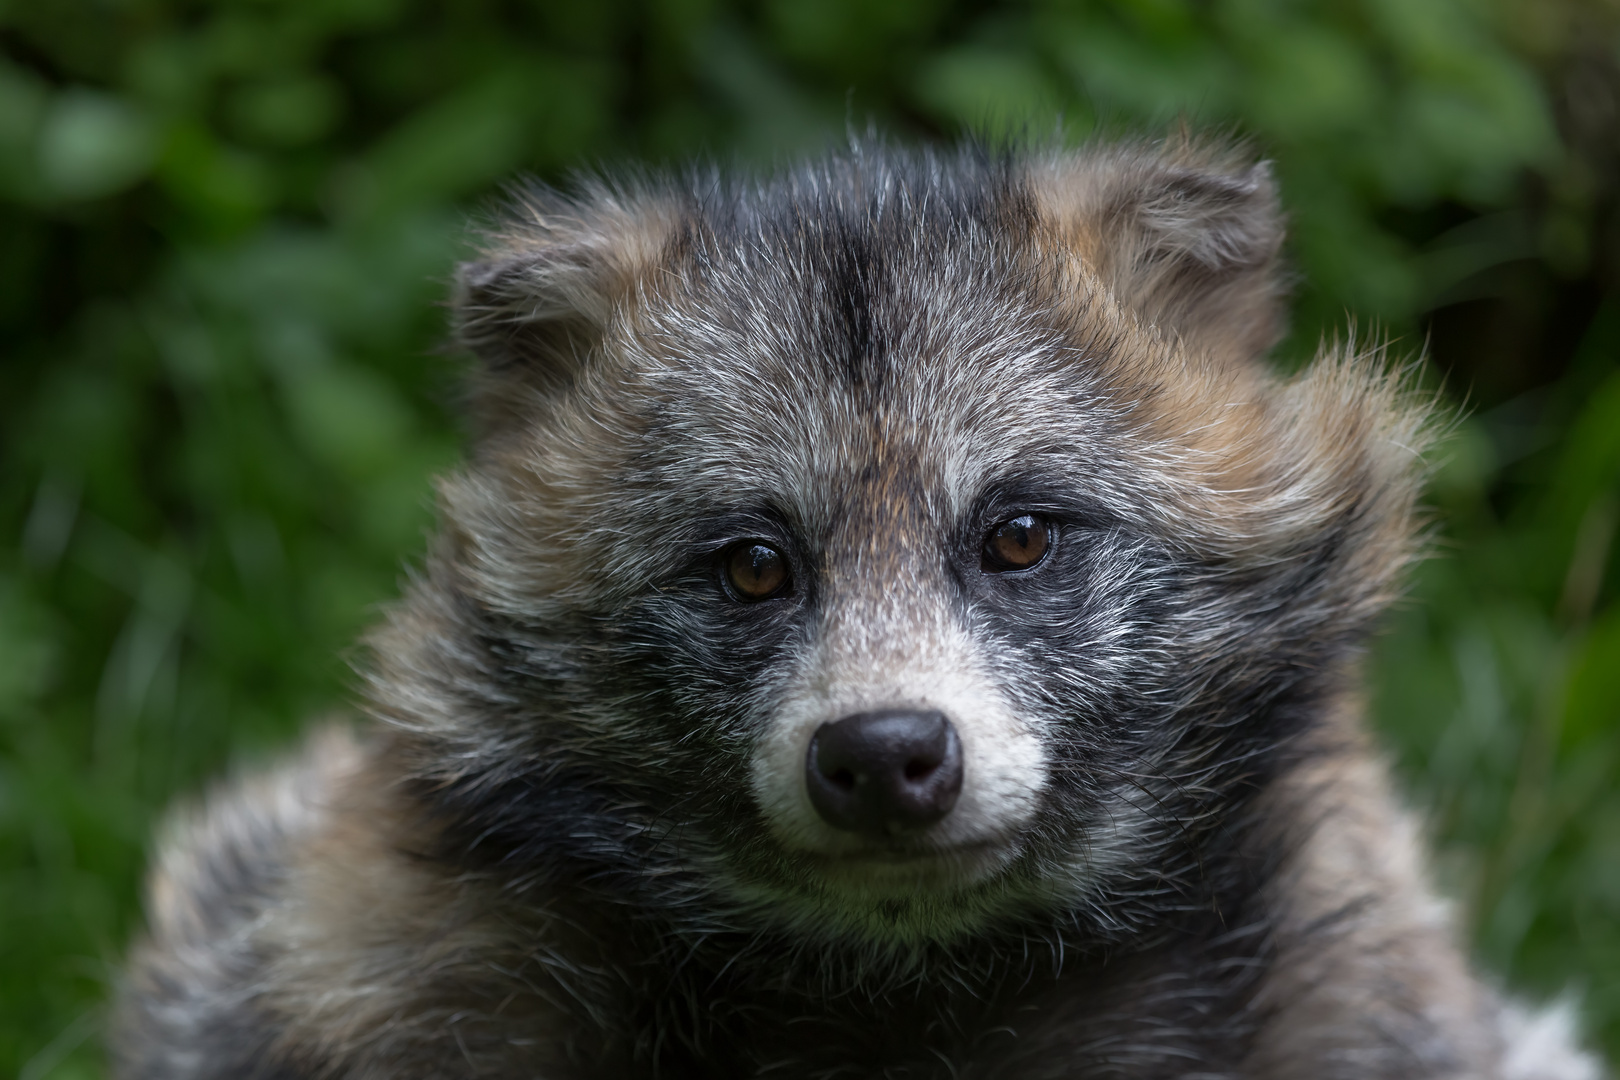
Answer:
(1031, 142, 1287, 364)
(452, 186, 674, 433)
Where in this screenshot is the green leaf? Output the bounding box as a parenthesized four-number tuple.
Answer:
(36, 90, 156, 201)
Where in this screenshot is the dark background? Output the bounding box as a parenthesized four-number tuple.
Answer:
(2, 1, 1618, 1075)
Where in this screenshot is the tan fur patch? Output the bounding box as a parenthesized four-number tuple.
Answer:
(1248, 702, 1503, 1078)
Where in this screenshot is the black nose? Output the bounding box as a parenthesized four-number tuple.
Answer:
(806, 710, 964, 835)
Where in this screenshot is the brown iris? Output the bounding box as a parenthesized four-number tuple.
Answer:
(982, 514, 1051, 572)
(723, 542, 791, 601)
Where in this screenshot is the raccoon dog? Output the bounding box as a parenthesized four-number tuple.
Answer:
(114, 140, 1604, 1080)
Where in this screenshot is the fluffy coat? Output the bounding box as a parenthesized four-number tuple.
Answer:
(113, 139, 1604, 1080)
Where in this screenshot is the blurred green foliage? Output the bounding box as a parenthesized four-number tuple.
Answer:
(2, 0, 1617, 1075)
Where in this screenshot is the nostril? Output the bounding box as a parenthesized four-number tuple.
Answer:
(804, 709, 964, 835)
(903, 758, 935, 782)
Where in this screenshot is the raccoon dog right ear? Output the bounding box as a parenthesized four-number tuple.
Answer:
(1031, 140, 1287, 366)
(451, 187, 672, 399)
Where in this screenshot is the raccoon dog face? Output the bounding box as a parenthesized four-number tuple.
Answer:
(373, 143, 1430, 949)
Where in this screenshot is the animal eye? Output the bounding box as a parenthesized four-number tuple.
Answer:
(982, 515, 1051, 573)
(723, 542, 792, 602)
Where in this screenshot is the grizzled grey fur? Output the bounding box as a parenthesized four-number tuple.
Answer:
(113, 139, 1605, 1080)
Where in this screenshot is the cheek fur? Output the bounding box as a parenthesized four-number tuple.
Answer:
(963, 535, 1202, 884)
(972, 531, 1183, 736)
(582, 584, 806, 809)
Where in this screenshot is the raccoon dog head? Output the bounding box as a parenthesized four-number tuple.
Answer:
(371, 141, 1433, 950)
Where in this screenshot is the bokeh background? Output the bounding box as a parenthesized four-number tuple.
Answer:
(3, 0, 1619, 1075)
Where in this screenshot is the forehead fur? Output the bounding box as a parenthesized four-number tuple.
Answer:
(443, 140, 1432, 617)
